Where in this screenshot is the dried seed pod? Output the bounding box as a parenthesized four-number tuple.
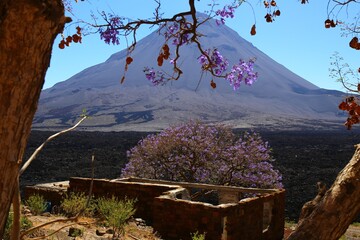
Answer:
(338, 101, 348, 111)
(325, 19, 332, 29)
(76, 26, 82, 35)
(163, 44, 169, 53)
(250, 24, 256, 36)
(126, 56, 133, 65)
(59, 40, 65, 49)
(330, 20, 336, 28)
(157, 54, 164, 66)
(349, 37, 359, 49)
(210, 80, 217, 89)
(72, 34, 80, 43)
(265, 14, 272, 23)
(66, 36, 73, 43)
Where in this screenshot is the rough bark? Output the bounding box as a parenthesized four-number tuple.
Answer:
(0, 0, 67, 236)
(287, 144, 360, 240)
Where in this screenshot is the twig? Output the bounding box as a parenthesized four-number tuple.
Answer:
(128, 233, 142, 240)
(19, 115, 87, 175)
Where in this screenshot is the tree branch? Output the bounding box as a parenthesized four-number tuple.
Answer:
(19, 115, 87, 176)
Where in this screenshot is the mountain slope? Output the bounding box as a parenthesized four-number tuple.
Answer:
(34, 14, 346, 131)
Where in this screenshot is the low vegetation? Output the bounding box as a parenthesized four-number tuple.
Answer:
(97, 196, 137, 237)
(25, 194, 47, 215)
(191, 231, 206, 240)
(4, 211, 32, 240)
(60, 192, 96, 217)
(18, 192, 138, 239)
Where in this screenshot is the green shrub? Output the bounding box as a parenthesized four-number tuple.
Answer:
(191, 231, 206, 240)
(60, 192, 95, 217)
(4, 212, 33, 240)
(25, 194, 47, 215)
(97, 196, 136, 237)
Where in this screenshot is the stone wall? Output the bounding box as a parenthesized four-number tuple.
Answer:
(69, 177, 178, 223)
(24, 181, 68, 206)
(24, 177, 285, 240)
(152, 191, 285, 240)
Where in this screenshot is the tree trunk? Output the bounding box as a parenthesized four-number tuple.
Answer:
(0, 0, 67, 236)
(287, 144, 360, 240)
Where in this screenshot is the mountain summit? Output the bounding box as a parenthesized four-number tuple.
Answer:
(34, 14, 345, 131)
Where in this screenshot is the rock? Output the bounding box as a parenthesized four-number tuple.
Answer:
(69, 227, 83, 237)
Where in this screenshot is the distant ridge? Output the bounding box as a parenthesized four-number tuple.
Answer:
(34, 13, 346, 131)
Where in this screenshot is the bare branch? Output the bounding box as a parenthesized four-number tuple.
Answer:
(19, 116, 87, 176)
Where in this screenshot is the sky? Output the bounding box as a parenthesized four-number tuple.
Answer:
(44, 0, 360, 91)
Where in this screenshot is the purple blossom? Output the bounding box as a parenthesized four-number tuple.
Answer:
(163, 22, 192, 45)
(99, 16, 123, 45)
(226, 59, 258, 90)
(215, 5, 236, 25)
(143, 67, 167, 86)
(198, 48, 229, 76)
(121, 121, 283, 189)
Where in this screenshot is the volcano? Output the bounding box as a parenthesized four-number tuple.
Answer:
(33, 14, 346, 131)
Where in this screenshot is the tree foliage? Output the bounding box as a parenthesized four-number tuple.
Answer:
(122, 121, 282, 189)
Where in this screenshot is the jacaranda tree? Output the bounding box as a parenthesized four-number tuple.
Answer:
(122, 121, 283, 189)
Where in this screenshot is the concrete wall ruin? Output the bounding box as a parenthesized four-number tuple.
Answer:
(24, 177, 285, 240)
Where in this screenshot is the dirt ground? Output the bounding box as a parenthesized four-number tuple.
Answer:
(24, 215, 161, 240)
(24, 214, 360, 240)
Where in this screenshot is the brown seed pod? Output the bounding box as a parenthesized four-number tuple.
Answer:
(210, 80, 216, 89)
(265, 14, 272, 23)
(250, 24, 256, 36)
(126, 56, 133, 65)
(338, 101, 348, 111)
(72, 34, 80, 43)
(349, 37, 359, 49)
(59, 40, 65, 49)
(330, 20, 336, 28)
(324, 19, 332, 29)
(66, 36, 73, 43)
(76, 26, 82, 34)
(163, 44, 169, 53)
(157, 54, 164, 66)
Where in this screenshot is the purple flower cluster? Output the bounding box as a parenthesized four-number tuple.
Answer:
(163, 22, 192, 45)
(198, 49, 258, 90)
(215, 5, 236, 25)
(99, 16, 122, 45)
(226, 59, 258, 90)
(143, 67, 166, 86)
(198, 48, 229, 75)
(122, 120, 283, 189)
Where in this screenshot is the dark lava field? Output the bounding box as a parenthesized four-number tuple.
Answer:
(21, 128, 360, 221)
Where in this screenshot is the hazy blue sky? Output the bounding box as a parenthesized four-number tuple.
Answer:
(44, 0, 359, 91)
